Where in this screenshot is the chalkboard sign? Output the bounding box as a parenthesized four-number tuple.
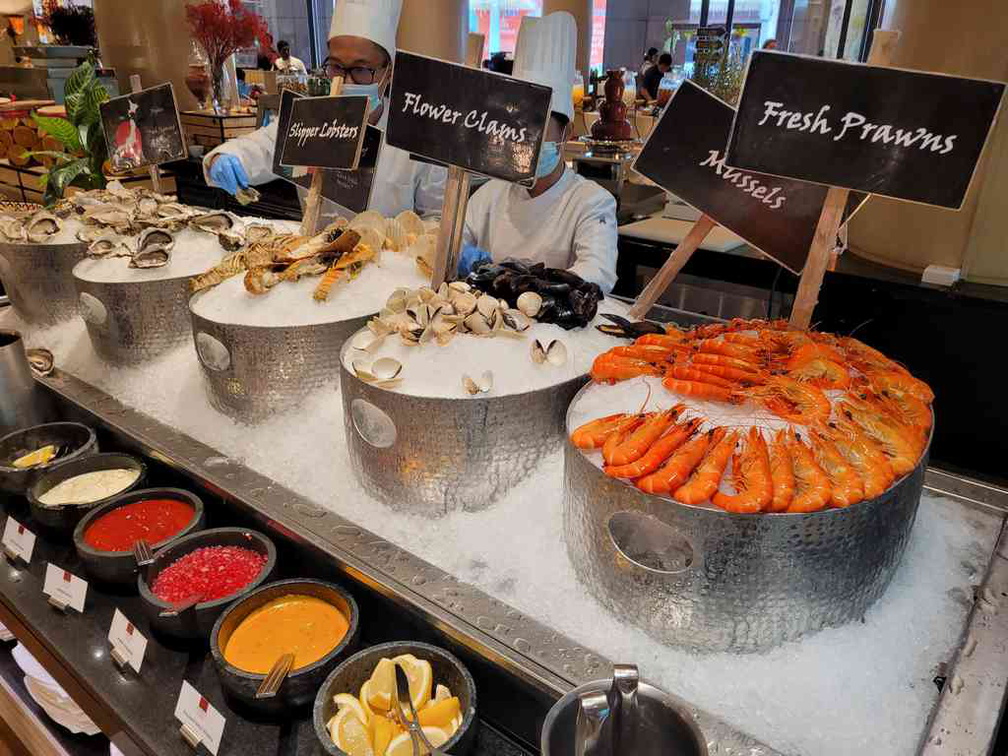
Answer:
(278, 94, 369, 170)
(272, 89, 310, 187)
(634, 81, 866, 274)
(100, 83, 186, 172)
(387, 51, 552, 185)
(726, 51, 1006, 209)
(325, 125, 382, 214)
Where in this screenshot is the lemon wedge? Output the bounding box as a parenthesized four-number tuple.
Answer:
(366, 658, 396, 713)
(432, 684, 451, 704)
(329, 707, 374, 756)
(395, 656, 432, 710)
(417, 696, 460, 729)
(368, 714, 399, 756)
(11, 444, 56, 469)
(385, 726, 450, 756)
(333, 692, 370, 725)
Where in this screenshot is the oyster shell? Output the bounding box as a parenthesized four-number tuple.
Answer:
(105, 179, 133, 199)
(130, 246, 171, 269)
(26, 212, 61, 243)
(0, 217, 26, 242)
(138, 227, 175, 254)
(217, 229, 245, 252)
(244, 224, 273, 245)
(191, 212, 234, 233)
(87, 235, 132, 258)
(76, 226, 107, 243)
(25, 348, 54, 377)
(235, 186, 261, 206)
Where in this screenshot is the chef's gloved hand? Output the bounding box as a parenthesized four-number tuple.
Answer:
(208, 154, 250, 196)
(457, 245, 490, 277)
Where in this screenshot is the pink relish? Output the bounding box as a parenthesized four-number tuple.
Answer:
(151, 546, 267, 604)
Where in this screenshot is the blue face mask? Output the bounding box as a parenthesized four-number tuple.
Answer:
(342, 82, 383, 111)
(536, 141, 561, 180)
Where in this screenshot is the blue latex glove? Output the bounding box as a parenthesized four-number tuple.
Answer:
(208, 154, 250, 196)
(457, 245, 490, 277)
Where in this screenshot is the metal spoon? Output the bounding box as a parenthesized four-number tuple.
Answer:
(394, 663, 446, 756)
(255, 652, 295, 699)
(575, 690, 611, 755)
(610, 664, 639, 755)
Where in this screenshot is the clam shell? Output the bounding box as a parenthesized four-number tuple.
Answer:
(371, 357, 402, 381)
(546, 339, 568, 366)
(355, 225, 385, 254)
(350, 330, 385, 353)
(476, 295, 500, 319)
(453, 292, 478, 316)
(395, 210, 425, 237)
(383, 217, 409, 252)
(530, 339, 547, 365)
(349, 210, 387, 233)
(502, 309, 531, 332)
(463, 313, 491, 335)
(517, 291, 543, 318)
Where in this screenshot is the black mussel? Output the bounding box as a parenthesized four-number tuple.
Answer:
(596, 313, 667, 339)
(500, 260, 531, 274)
(570, 288, 600, 325)
(507, 274, 540, 297)
(545, 268, 586, 288)
(534, 281, 572, 298)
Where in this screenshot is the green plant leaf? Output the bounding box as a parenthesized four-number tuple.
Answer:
(64, 91, 84, 123)
(48, 158, 89, 199)
(64, 62, 95, 101)
(23, 150, 73, 164)
(32, 114, 81, 150)
(84, 82, 109, 115)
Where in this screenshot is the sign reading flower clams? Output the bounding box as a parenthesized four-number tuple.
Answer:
(278, 94, 370, 171)
(725, 51, 1006, 209)
(386, 51, 553, 186)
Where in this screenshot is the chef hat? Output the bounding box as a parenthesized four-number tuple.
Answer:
(329, 0, 404, 60)
(513, 11, 577, 122)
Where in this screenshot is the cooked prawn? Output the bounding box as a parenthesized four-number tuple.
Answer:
(810, 430, 865, 507)
(749, 376, 831, 426)
(603, 417, 701, 479)
(768, 430, 795, 512)
(601, 415, 646, 464)
(605, 408, 681, 466)
(826, 419, 894, 499)
(609, 344, 678, 362)
(662, 376, 740, 403)
(873, 388, 932, 436)
(839, 336, 909, 376)
(695, 338, 766, 363)
(839, 400, 919, 477)
(712, 428, 773, 513)
(786, 343, 851, 390)
(666, 366, 736, 389)
(678, 362, 766, 386)
(862, 368, 934, 404)
(787, 431, 831, 513)
(590, 353, 664, 383)
(635, 333, 693, 350)
(570, 413, 629, 450)
(636, 430, 713, 495)
(673, 428, 736, 505)
(690, 351, 764, 373)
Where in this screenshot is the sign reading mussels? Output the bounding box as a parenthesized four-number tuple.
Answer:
(278, 94, 369, 170)
(726, 51, 1006, 209)
(100, 83, 186, 172)
(633, 80, 866, 274)
(387, 51, 552, 185)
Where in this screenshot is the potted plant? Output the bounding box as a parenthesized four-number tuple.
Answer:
(28, 55, 109, 205)
(185, 0, 269, 113)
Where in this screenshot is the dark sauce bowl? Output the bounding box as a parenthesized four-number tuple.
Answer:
(0, 422, 97, 495)
(313, 641, 478, 756)
(138, 527, 276, 641)
(211, 579, 360, 719)
(72, 487, 205, 585)
(28, 453, 147, 534)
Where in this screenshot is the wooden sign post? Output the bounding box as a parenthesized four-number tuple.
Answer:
(128, 75, 162, 194)
(787, 30, 898, 329)
(628, 79, 867, 321)
(301, 76, 342, 236)
(724, 30, 1004, 329)
(100, 79, 187, 193)
(386, 41, 555, 288)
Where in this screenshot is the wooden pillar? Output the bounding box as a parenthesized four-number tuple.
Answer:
(397, 0, 467, 63)
(543, 0, 593, 84)
(93, 0, 198, 111)
(848, 0, 1008, 283)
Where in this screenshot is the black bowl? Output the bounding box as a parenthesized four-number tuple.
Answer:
(313, 642, 478, 756)
(137, 527, 276, 641)
(27, 453, 146, 534)
(0, 422, 97, 495)
(72, 487, 205, 585)
(211, 579, 360, 718)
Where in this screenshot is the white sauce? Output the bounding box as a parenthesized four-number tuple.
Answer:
(38, 468, 140, 507)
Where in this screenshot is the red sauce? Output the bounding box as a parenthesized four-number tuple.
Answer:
(84, 498, 194, 552)
(151, 546, 267, 604)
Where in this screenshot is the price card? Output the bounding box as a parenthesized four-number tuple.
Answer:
(99, 82, 187, 172)
(108, 609, 147, 674)
(2, 516, 35, 565)
(174, 680, 226, 755)
(42, 563, 87, 613)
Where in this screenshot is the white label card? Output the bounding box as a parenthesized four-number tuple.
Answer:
(42, 563, 87, 613)
(108, 609, 147, 673)
(2, 517, 35, 564)
(174, 680, 226, 755)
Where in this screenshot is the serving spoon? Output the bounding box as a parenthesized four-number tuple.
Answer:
(394, 663, 446, 756)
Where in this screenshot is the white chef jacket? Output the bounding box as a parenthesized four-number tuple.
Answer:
(462, 168, 618, 293)
(202, 109, 447, 219)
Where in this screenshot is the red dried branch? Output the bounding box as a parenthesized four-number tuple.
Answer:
(185, 0, 270, 71)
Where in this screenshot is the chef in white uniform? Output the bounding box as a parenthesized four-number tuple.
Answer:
(202, 0, 445, 219)
(461, 12, 618, 293)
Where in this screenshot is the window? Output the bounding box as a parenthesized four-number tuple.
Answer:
(469, 0, 542, 61)
(244, 0, 313, 70)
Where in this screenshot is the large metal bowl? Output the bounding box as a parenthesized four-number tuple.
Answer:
(73, 266, 194, 365)
(313, 641, 477, 756)
(211, 579, 360, 717)
(189, 291, 369, 422)
(0, 239, 89, 325)
(340, 330, 587, 516)
(72, 487, 205, 585)
(27, 452, 146, 534)
(137, 527, 276, 641)
(0, 421, 98, 495)
(563, 383, 931, 653)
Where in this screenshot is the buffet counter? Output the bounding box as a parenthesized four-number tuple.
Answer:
(1, 301, 1007, 755)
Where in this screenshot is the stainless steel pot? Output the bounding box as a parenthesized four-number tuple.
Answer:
(0, 240, 89, 325)
(340, 330, 587, 516)
(0, 330, 51, 435)
(73, 267, 194, 365)
(189, 292, 369, 422)
(562, 384, 929, 653)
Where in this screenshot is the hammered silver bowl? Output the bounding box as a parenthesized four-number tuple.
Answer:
(73, 265, 195, 365)
(0, 240, 89, 325)
(340, 330, 587, 516)
(189, 291, 369, 423)
(562, 383, 931, 653)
